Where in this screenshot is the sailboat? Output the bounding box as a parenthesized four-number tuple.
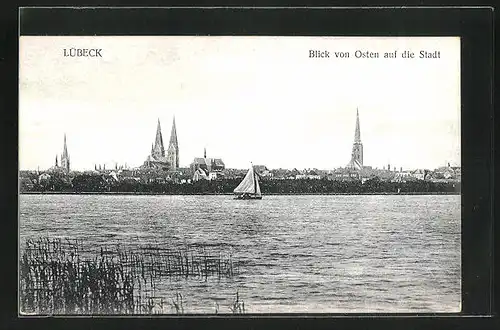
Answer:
(233, 164, 262, 200)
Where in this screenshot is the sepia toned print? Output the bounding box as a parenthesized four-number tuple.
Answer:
(19, 36, 461, 314)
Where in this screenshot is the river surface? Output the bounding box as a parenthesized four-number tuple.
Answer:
(19, 194, 461, 313)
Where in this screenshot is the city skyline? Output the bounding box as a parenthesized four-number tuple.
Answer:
(19, 36, 460, 171)
(22, 111, 459, 173)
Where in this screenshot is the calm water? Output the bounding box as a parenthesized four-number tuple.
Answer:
(19, 194, 461, 313)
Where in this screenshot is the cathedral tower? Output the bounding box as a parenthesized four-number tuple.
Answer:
(347, 108, 363, 170)
(60, 134, 70, 172)
(152, 119, 165, 159)
(167, 116, 179, 170)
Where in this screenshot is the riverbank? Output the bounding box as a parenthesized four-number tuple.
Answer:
(21, 175, 459, 195)
(20, 191, 460, 196)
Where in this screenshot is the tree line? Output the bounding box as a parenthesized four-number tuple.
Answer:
(20, 173, 460, 194)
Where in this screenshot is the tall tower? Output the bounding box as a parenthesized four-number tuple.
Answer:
(152, 119, 165, 159)
(167, 116, 179, 170)
(347, 108, 363, 170)
(60, 134, 70, 172)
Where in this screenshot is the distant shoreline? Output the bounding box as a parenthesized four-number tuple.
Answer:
(20, 191, 460, 196)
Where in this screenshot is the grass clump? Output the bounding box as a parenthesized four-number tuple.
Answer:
(19, 237, 238, 315)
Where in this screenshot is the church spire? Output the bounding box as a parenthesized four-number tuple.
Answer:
(354, 108, 361, 143)
(55, 155, 58, 167)
(61, 133, 69, 160)
(346, 108, 363, 170)
(60, 133, 70, 172)
(153, 118, 165, 157)
(166, 116, 180, 170)
(169, 116, 178, 148)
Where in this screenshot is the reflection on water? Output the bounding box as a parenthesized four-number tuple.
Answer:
(20, 194, 461, 313)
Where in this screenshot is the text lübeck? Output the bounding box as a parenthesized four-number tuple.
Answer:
(63, 48, 103, 57)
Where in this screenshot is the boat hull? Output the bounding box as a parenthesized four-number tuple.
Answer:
(234, 195, 262, 200)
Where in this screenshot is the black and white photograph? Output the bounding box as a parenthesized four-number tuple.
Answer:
(19, 35, 461, 315)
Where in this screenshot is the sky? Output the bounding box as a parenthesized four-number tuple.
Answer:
(19, 36, 460, 171)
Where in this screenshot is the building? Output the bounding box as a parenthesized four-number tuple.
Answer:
(190, 148, 225, 173)
(288, 168, 301, 179)
(223, 168, 248, 179)
(190, 148, 225, 181)
(254, 165, 273, 178)
(295, 169, 322, 180)
(253, 165, 267, 174)
(358, 166, 396, 181)
(38, 172, 51, 185)
(166, 117, 179, 170)
(329, 168, 361, 181)
(143, 117, 179, 171)
(392, 171, 412, 182)
(49, 134, 70, 173)
(411, 169, 427, 180)
(429, 164, 461, 182)
(193, 168, 209, 181)
(391, 169, 430, 182)
(346, 108, 363, 170)
(60, 134, 70, 172)
(269, 168, 290, 180)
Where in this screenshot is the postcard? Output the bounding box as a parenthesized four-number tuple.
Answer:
(19, 35, 461, 315)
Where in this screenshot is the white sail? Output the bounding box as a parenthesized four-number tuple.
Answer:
(233, 166, 256, 194)
(255, 173, 262, 197)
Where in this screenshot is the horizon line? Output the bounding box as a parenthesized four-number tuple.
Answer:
(19, 162, 461, 173)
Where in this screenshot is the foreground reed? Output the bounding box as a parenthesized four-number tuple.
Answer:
(19, 237, 239, 315)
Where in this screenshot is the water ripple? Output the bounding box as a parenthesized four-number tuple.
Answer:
(19, 194, 461, 313)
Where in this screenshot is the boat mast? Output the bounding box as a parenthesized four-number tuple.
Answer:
(252, 164, 256, 195)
